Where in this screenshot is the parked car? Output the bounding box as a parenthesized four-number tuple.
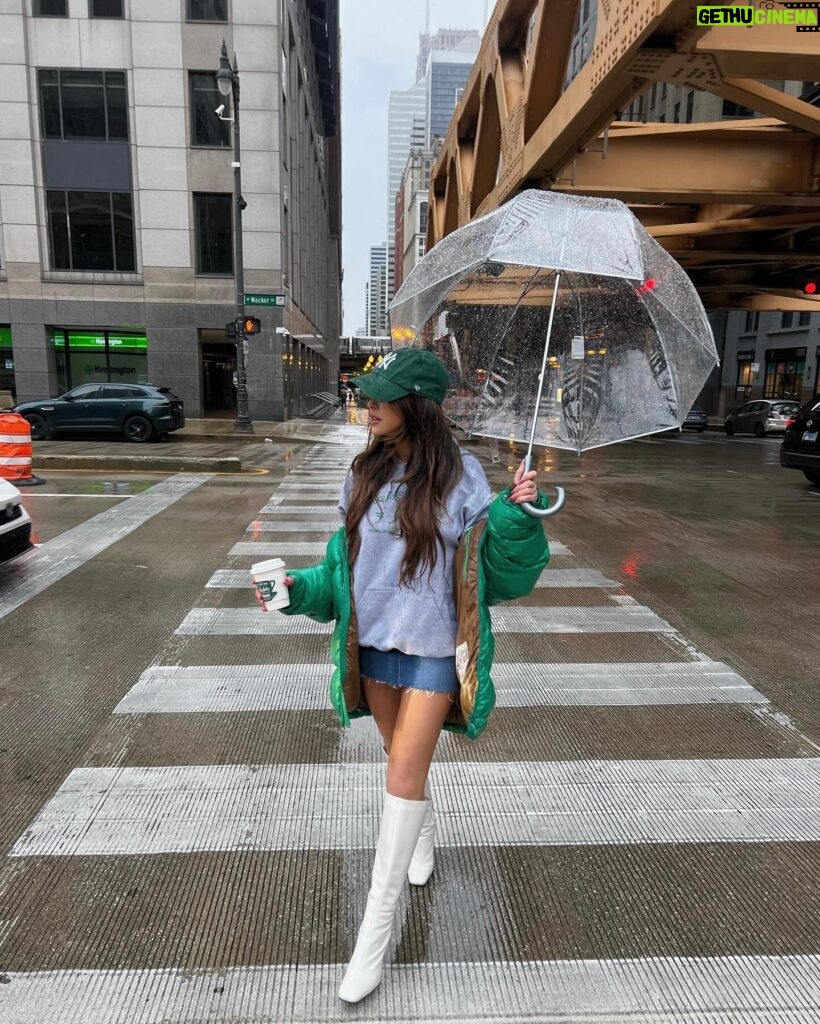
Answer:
(13, 383, 185, 443)
(682, 405, 707, 432)
(779, 395, 820, 486)
(724, 399, 799, 437)
(0, 478, 32, 564)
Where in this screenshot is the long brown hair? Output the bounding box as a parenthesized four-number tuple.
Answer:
(345, 394, 463, 586)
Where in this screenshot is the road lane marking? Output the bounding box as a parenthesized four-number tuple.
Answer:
(12, 758, 820, 857)
(0, 475, 212, 620)
(4, 956, 820, 1023)
(206, 566, 614, 589)
(173, 604, 663, 636)
(246, 521, 337, 532)
(114, 660, 766, 714)
(228, 539, 573, 557)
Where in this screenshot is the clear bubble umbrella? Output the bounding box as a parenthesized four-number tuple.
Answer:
(388, 190, 719, 518)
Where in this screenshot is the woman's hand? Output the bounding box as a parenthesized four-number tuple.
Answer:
(510, 459, 538, 505)
(283, 576, 295, 587)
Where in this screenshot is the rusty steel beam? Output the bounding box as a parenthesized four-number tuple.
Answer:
(426, 0, 820, 309)
(556, 122, 820, 207)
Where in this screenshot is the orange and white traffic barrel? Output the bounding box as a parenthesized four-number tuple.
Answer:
(0, 412, 44, 487)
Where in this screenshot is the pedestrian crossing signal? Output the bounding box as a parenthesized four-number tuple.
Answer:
(243, 317, 262, 335)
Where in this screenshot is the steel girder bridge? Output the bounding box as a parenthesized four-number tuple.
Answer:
(426, 0, 820, 311)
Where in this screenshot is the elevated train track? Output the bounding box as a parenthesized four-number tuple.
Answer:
(427, 0, 820, 310)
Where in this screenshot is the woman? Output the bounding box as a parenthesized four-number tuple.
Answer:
(280, 347, 550, 1003)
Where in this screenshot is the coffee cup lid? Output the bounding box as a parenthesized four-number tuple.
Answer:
(251, 557, 286, 574)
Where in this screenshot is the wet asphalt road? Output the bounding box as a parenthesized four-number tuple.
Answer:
(1, 422, 819, 1022)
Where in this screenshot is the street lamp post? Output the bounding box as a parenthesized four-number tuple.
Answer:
(216, 40, 253, 433)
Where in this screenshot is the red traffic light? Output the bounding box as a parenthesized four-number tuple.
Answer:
(804, 282, 817, 295)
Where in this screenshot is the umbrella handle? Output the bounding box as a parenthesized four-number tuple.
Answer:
(521, 487, 565, 519)
(520, 451, 565, 518)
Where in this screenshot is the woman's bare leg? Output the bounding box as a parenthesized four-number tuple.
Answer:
(362, 676, 402, 753)
(386, 689, 453, 800)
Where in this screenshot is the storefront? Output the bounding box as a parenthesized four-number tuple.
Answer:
(735, 349, 755, 404)
(0, 326, 14, 407)
(52, 328, 148, 392)
(763, 347, 806, 401)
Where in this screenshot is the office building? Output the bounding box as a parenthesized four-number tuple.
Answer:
(426, 43, 480, 145)
(367, 244, 388, 336)
(0, 0, 341, 420)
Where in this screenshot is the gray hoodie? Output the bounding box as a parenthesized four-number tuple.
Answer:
(338, 450, 492, 658)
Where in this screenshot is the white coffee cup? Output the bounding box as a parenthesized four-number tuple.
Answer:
(250, 557, 290, 612)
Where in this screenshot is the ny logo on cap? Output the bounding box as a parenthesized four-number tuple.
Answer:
(379, 351, 399, 371)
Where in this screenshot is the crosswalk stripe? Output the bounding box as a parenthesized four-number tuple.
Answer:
(4, 955, 820, 1023)
(229, 539, 573, 557)
(276, 482, 345, 490)
(246, 521, 337, 532)
(13, 758, 820, 857)
(490, 605, 672, 632)
(113, 660, 766, 714)
(259, 504, 339, 513)
(230, 542, 328, 556)
(175, 604, 669, 636)
(207, 566, 611, 589)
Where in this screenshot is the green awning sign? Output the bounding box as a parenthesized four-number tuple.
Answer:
(245, 294, 286, 307)
(52, 331, 148, 350)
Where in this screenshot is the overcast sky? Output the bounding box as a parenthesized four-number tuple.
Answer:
(339, 0, 487, 335)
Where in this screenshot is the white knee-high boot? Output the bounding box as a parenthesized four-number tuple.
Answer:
(338, 792, 429, 1004)
(407, 780, 434, 886)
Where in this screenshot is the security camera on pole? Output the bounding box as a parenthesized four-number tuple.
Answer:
(216, 40, 254, 433)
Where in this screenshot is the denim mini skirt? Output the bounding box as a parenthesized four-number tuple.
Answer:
(359, 646, 460, 694)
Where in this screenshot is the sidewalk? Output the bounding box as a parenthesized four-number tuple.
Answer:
(29, 410, 358, 474)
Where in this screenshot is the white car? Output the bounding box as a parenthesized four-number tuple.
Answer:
(0, 478, 32, 564)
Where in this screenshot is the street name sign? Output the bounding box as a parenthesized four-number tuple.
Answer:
(245, 294, 286, 307)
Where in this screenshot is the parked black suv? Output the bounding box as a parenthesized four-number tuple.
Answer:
(780, 395, 820, 485)
(14, 383, 185, 443)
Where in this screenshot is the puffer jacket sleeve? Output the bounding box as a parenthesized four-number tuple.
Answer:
(277, 530, 341, 623)
(481, 489, 551, 605)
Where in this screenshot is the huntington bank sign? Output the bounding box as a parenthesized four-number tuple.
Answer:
(697, 3, 819, 28)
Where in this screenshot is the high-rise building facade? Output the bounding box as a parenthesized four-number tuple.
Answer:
(382, 30, 479, 306)
(386, 79, 427, 300)
(426, 44, 480, 145)
(0, 0, 341, 421)
(366, 244, 388, 337)
(394, 148, 436, 295)
(416, 27, 479, 83)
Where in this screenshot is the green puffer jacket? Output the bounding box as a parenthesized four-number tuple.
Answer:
(279, 488, 550, 739)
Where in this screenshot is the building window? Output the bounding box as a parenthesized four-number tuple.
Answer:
(673, 102, 681, 124)
(798, 312, 811, 328)
(190, 72, 230, 147)
(722, 99, 754, 118)
(781, 312, 795, 329)
(743, 312, 760, 333)
(46, 190, 135, 272)
(89, 0, 123, 16)
(685, 90, 694, 123)
(736, 354, 754, 402)
(52, 329, 148, 391)
(815, 347, 820, 396)
(39, 69, 128, 141)
(194, 193, 233, 275)
(661, 81, 667, 99)
(34, 0, 67, 15)
(764, 348, 806, 399)
(187, 0, 227, 20)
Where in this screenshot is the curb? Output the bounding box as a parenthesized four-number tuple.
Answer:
(33, 454, 243, 473)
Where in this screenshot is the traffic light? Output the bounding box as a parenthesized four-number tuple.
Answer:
(804, 281, 817, 296)
(242, 317, 261, 335)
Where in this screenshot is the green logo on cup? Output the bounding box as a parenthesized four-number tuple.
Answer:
(258, 580, 277, 602)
